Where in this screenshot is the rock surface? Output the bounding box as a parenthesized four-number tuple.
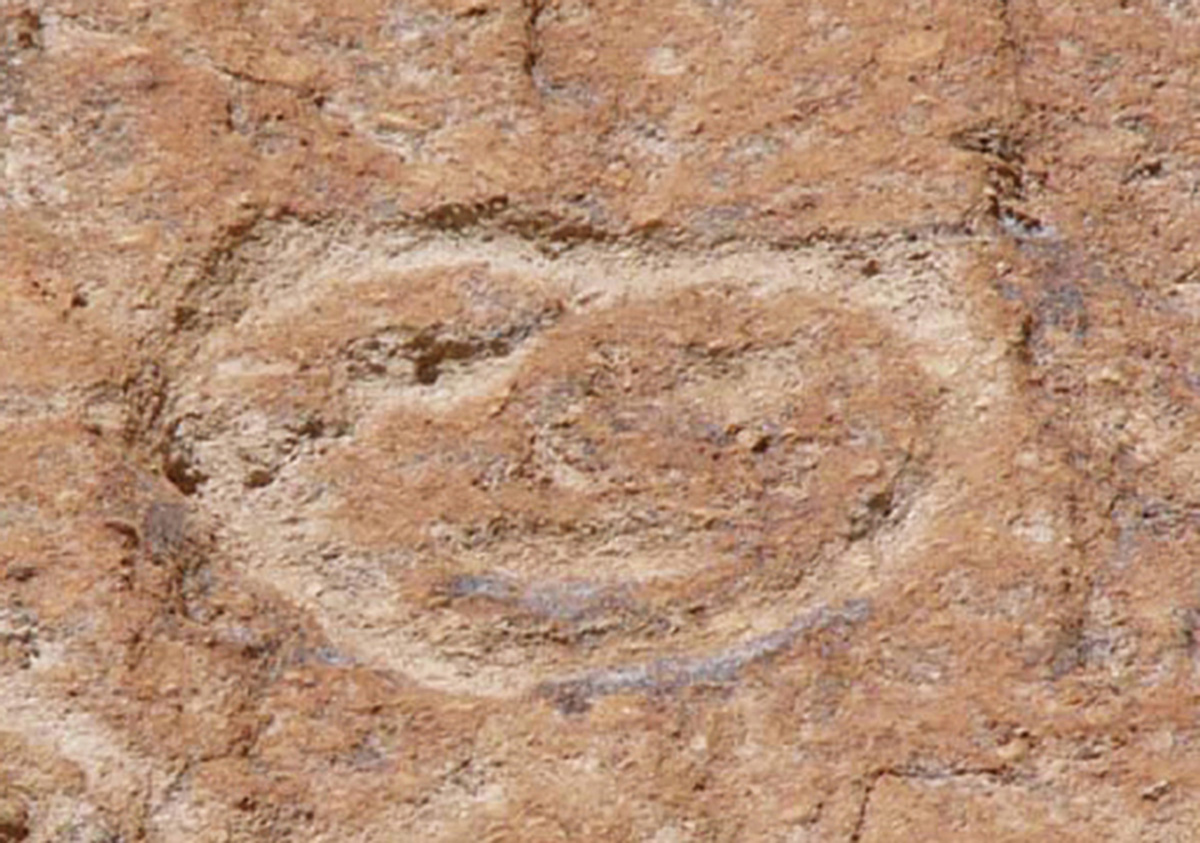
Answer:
(4, 0, 1200, 839)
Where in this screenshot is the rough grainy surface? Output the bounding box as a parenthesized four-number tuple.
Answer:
(3, 0, 1200, 839)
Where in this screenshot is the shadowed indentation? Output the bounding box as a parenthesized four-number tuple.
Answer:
(536, 599, 871, 713)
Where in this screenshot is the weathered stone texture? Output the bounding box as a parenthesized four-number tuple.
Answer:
(4, 0, 1200, 839)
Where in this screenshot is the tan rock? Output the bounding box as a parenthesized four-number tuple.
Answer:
(5, 0, 1200, 839)
(0, 796, 28, 843)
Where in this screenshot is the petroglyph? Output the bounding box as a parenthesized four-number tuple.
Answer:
(147, 221, 1010, 701)
(538, 599, 871, 713)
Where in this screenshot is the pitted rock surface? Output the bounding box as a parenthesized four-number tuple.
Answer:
(5, 1, 1200, 840)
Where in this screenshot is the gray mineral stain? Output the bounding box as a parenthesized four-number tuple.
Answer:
(539, 598, 871, 713)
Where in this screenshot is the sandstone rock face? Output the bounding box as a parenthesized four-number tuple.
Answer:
(3, 0, 1200, 839)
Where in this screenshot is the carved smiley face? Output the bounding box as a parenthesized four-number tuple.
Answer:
(160, 228, 954, 705)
